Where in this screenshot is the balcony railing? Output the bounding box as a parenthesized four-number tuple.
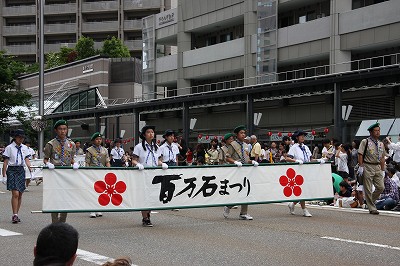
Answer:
(123, 20, 142, 31)
(45, 23, 76, 34)
(82, 1, 118, 12)
(124, 40, 142, 50)
(82, 21, 118, 32)
(44, 3, 76, 14)
(2, 25, 36, 36)
(123, 0, 161, 9)
(4, 44, 36, 55)
(2, 5, 36, 16)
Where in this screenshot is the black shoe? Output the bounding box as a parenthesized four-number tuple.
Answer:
(391, 206, 400, 211)
(142, 218, 153, 227)
(369, 210, 379, 215)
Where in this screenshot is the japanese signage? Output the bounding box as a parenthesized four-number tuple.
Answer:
(42, 164, 333, 212)
(156, 8, 177, 29)
(82, 63, 93, 74)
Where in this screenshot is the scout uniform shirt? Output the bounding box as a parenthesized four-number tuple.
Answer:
(75, 147, 84, 156)
(159, 142, 179, 164)
(226, 140, 250, 164)
(133, 142, 160, 167)
(358, 137, 387, 165)
(3, 142, 31, 166)
(288, 143, 312, 162)
(110, 146, 124, 160)
(44, 138, 76, 166)
(85, 145, 110, 167)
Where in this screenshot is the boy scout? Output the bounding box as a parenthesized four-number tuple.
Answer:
(44, 120, 77, 223)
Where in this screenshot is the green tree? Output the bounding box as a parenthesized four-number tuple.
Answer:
(76, 36, 97, 60)
(0, 51, 32, 129)
(101, 36, 131, 58)
(45, 52, 64, 69)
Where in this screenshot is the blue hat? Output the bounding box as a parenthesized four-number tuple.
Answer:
(140, 125, 155, 140)
(291, 130, 307, 141)
(13, 129, 26, 138)
(367, 122, 380, 131)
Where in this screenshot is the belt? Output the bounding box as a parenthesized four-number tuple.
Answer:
(8, 165, 24, 167)
(364, 162, 380, 165)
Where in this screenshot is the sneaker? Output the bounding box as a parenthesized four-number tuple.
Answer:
(231, 205, 239, 209)
(89, 212, 97, 218)
(239, 214, 253, 220)
(288, 202, 295, 215)
(303, 208, 312, 217)
(142, 218, 153, 227)
(24, 189, 29, 192)
(223, 206, 230, 218)
(36, 179, 43, 186)
(12, 215, 19, 224)
(96, 212, 103, 217)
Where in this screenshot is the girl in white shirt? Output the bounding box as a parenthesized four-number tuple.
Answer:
(335, 143, 351, 182)
(2, 129, 32, 224)
(131, 125, 165, 227)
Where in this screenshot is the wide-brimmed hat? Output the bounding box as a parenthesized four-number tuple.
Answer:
(91, 132, 103, 141)
(162, 129, 175, 138)
(114, 138, 122, 143)
(13, 129, 26, 138)
(139, 125, 155, 140)
(291, 130, 307, 141)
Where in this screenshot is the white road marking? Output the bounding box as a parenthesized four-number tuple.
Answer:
(0, 228, 23, 236)
(76, 249, 137, 265)
(321, 236, 400, 251)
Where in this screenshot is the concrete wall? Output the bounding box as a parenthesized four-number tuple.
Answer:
(156, 54, 178, 72)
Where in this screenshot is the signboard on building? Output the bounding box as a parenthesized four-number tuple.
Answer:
(156, 8, 177, 29)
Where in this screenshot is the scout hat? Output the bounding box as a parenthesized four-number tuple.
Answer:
(54, 119, 67, 129)
(73, 139, 81, 144)
(13, 129, 26, 138)
(91, 132, 103, 141)
(163, 129, 175, 138)
(367, 122, 380, 132)
(234, 125, 246, 134)
(291, 130, 307, 141)
(139, 125, 155, 140)
(224, 133, 235, 141)
(114, 138, 122, 143)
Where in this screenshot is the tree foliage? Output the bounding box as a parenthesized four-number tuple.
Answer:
(76, 36, 97, 60)
(101, 36, 131, 58)
(0, 51, 32, 129)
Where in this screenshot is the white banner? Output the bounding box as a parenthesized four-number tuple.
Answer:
(42, 163, 333, 212)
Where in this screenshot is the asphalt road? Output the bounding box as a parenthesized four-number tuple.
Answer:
(1, 184, 399, 266)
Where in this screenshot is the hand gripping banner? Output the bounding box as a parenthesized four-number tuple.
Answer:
(42, 163, 333, 213)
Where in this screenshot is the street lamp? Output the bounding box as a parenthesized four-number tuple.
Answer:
(37, 0, 45, 158)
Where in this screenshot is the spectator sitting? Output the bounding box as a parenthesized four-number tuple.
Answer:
(338, 181, 353, 197)
(34, 223, 79, 266)
(375, 167, 399, 210)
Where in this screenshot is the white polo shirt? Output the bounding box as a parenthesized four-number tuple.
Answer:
(133, 142, 161, 167)
(388, 142, 400, 163)
(3, 142, 31, 166)
(110, 147, 124, 160)
(288, 143, 312, 162)
(159, 142, 180, 163)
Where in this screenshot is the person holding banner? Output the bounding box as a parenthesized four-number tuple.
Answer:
(74, 139, 84, 156)
(222, 125, 258, 220)
(2, 129, 32, 223)
(160, 129, 179, 166)
(285, 130, 325, 217)
(86, 132, 111, 218)
(44, 120, 78, 223)
(132, 125, 167, 227)
(110, 138, 125, 167)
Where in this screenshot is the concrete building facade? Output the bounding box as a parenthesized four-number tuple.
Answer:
(0, 0, 176, 63)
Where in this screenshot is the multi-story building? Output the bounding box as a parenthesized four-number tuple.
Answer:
(0, 0, 176, 63)
(9, 0, 400, 147)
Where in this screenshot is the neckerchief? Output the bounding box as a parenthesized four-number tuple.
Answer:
(15, 144, 23, 165)
(56, 136, 66, 165)
(368, 137, 382, 161)
(145, 143, 157, 166)
(299, 143, 309, 162)
(166, 143, 174, 162)
(93, 145, 103, 167)
(237, 141, 246, 164)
